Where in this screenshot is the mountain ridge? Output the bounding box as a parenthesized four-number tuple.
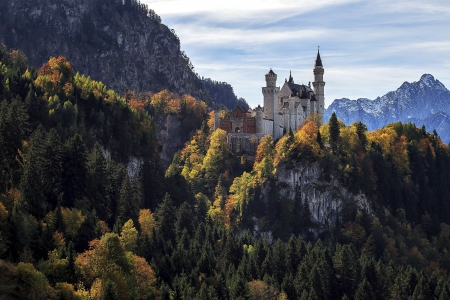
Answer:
(325, 74, 450, 143)
(0, 0, 209, 101)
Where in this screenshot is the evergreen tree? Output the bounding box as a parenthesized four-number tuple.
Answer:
(329, 112, 340, 155)
(20, 127, 46, 217)
(103, 280, 119, 300)
(86, 143, 111, 222)
(355, 121, 368, 149)
(354, 279, 375, 300)
(61, 134, 87, 207)
(66, 241, 76, 284)
(333, 244, 358, 298)
(155, 193, 176, 242)
(229, 270, 251, 300)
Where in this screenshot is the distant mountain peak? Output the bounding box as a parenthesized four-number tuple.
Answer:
(419, 74, 447, 90)
(325, 74, 450, 143)
(420, 73, 434, 82)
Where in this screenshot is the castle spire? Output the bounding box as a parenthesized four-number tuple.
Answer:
(315, 48, 323, 67)
(288, 70, 293, 83)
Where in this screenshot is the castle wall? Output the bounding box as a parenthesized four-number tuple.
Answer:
(214, 111, 221, 131)
(227, 133, 266, 154)
(273, 113, 284, 140)
(280, 84, 291, 99)
(262, 119, 274, 137)
(256, 109, 263, 133)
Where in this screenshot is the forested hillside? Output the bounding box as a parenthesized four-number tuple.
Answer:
(1, 46, 450, 299)
(202, 78, 249, 110)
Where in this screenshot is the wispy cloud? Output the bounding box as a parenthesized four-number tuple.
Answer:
(143, 0, 450, 108)
(147, 0, 361, 24)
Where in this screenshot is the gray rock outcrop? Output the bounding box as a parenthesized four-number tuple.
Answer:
(268, 161, 371, 227)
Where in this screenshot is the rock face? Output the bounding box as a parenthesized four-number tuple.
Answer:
(0, 0, 208, 100)
(156, 114, 184, 169)
(270, 162, 371, 227)
(325, 74, 450, 143)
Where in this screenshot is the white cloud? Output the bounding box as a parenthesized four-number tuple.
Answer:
(145, 0, 361, 24)
(141, 0, 450, 110)
(173, 25, 328, 47)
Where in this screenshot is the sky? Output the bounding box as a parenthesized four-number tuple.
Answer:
(142, 0, 450, 108)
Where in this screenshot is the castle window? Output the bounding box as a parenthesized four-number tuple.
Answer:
(235, 127, 240, 133)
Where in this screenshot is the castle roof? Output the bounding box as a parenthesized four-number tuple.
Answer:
(315, 49, 323, 67)
(286, 82, 314, 98)
(266, 69, 276, 76)
(233, 105, 247, 113)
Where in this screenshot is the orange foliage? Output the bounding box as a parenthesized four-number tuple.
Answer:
(129, 99, 145, 111)
(38, 56, 73, 83)
(98, 220, 111, 234)
(35, 56, 74, 96)
(254, 135, 274, 165)
(0, 202, 8, 229)
(418, 138, 435, 157)
(223, 196, 237, 229)
(167, 98, 181, 114)
(133, 255, 158, 299)
(138, 209, 155, 239)
(207, 111, 215, 132)
(248, 280, 279, 300)
(291, 120, 321, 159)
(53, 231, 65, 248)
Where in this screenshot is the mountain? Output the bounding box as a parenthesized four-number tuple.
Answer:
(0, 0, 208, 101)
(202, 78, 249, 110)
(325, 74, 450, 142)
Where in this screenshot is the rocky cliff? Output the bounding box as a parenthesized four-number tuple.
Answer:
(156, 114, 184, 169)
(0, 0, 208, 101)
(268, 161, 371, 227)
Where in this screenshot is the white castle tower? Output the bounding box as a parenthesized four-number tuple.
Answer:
(312, 49, 325, 121)
(262, 69, 279, 121)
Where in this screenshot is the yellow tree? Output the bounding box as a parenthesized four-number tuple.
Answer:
(120, 219, 138, 253)
(253, 135, 275, 183)
(203, 129, 231, 190)
(229, 172, 254, 218)
(138, 209, 155, 239)
(290, 120, 321, 161)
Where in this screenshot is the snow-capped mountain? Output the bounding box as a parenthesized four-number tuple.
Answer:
(325, 74, 450, 143)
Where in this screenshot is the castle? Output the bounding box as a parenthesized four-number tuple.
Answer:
(214, 50, 325, 152)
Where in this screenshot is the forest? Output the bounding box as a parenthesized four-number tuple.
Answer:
(1, 45, 450, 299)
(202, 78, 249, 111)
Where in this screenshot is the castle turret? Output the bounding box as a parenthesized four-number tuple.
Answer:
(262, 69, 279, 121)
(312, 49, 325, 122)
(214, 110, 221, 131)
(255, 105, 263, 133)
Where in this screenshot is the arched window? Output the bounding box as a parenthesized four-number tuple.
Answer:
(235, 127, 240, 133)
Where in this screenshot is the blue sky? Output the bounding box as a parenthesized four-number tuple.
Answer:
(142, 0, 450, 108)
